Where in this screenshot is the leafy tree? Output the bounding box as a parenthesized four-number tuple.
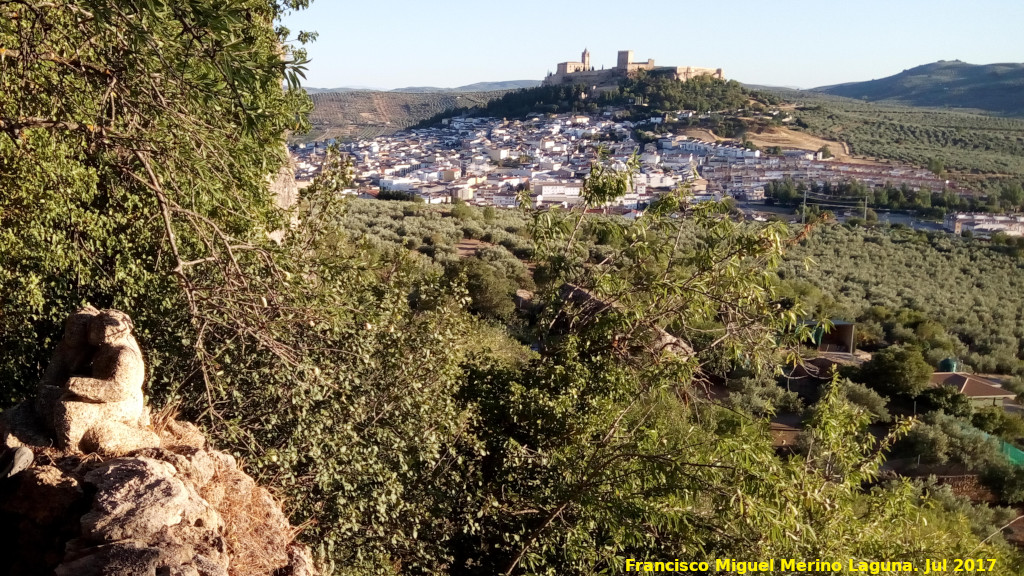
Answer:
(456, 257, 517, 321)
(726, 373, 802, 416)
(450, 199, 475, 221)
(919, 385, 973, 419)
(1000, 181, 1024, 210)
(840, 379, 891, 423)
(973, 406, 1024, 443)
(483, 206, 497, 223)
(0, 0, 312, 403)
(6, 7, 1024, 572)
(379, 189, 422, 202)
(857, 345, 934, 397)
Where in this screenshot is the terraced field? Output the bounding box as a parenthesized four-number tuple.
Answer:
(295, 90, 509, 143)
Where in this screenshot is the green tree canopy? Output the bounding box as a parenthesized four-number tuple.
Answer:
(920, 385, 973, 419)
(857, 345, 934, 397)
(0, 0, 312, 402)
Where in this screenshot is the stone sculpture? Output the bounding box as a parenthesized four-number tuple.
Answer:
(34, 305, 101, 436)
(2, 306, 158, 455)
(51, 308, 155, 453)
(0, 308, 318, 575)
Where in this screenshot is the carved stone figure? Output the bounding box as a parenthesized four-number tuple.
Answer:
(35, 305, 100, 429)
(42, 308, 154, 453)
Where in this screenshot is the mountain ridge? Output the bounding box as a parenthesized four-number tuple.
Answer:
(306, 79, 541, 94)
(811, 60, 1024, 116)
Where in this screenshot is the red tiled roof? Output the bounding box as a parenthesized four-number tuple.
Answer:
(931, 372, 1015, 399)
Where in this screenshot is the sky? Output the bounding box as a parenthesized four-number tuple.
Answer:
(280, 0, 1024, 90)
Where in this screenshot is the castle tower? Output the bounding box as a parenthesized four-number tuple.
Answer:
(617, 50, 633, 70)
(582, 48, 591, 70)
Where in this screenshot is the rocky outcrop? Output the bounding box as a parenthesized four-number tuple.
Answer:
(0, 308, 316, 576)
(0, 418, 316, 576)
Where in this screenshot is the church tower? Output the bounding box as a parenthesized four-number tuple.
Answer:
(581, 48, 591, 70)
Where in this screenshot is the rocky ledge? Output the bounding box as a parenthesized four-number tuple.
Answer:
(0, 419, 315, 576)
(0, 308, 315, 576)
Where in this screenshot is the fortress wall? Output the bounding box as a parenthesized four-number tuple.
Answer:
(543, 68, 622, 87)
(545, 50, 724, 87)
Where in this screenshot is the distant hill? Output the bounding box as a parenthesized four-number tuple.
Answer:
(391, 80, 541, 93)
(813, 61, 1024, 116)
(306, 80, 541, 95)
(304, 86, 380, 94)
(295, 90, 510, 143)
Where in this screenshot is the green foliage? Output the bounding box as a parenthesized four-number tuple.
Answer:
(4, 12, 1024, 571)
(0, 0, 311, 403)
(415, 84, 590, 126)
(896, 412, 1003, 470)
(768, 178, 997, 215)
(379, 189, 423, 202)
(919, 386, 973, 419)
(972, 406, 1024, 444)
(1000, 181, 1024, 211)
(815, 60, 1024, 116)
(453, 257, 517, 321)
(785, 94, 1024, 183)
(912, 478, 1019, 544)
(607, 72, 755, 113)
(450, 199, 475, 221)
(983, 463, 1024, 505)
(857, 345, 934, 397)
(894, 412, 1024, 504)
(417, 74, 761, 127)
(725, 371, 802, 417)
(840, 379, 891, 423)
(779, 224, 1024, 374)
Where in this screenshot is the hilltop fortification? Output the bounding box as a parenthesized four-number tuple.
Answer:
(542, 48, 723, 88)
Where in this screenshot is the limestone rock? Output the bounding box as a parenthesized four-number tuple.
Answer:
(80, 420, 161, 455)
(81, 457, 189, 542)
(0, 307, 317, 575)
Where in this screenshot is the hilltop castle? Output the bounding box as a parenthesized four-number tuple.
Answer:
(542, 49, 723, 87)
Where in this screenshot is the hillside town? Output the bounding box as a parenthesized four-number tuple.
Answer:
(289, 111, 1022, 236)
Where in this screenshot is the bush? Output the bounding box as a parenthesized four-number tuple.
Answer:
(840, 380, 891, 423)
(450, 200, 475, 221)
(458, 257, 517, 321)
(919, 386, 973, 419)
(857, 345, 934, 397)
(726, 375, 803, 416)
(972, 407, 1024, 443)
(461, 222, 484, 240)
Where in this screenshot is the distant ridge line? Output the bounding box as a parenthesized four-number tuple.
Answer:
(306, 80, 541, 95)
(810, 60, 1024, 116)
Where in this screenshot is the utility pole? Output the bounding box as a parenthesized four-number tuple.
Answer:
(863, 197, 868, 221)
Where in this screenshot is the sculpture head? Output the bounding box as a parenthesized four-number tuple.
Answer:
(63, 305, 100, 347)
(87, 310, 135, 347)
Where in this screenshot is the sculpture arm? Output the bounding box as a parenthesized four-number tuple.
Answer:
(65, 346, 142, 403)
(65, 376, 135, 403)
(40, 344, 74, 388)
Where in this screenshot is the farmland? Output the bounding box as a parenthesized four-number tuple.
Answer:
(773, 91, 1024, 190)
(297, 90, 509, 143)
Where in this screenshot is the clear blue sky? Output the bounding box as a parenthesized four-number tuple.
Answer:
(280, 0, 1024, 90)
